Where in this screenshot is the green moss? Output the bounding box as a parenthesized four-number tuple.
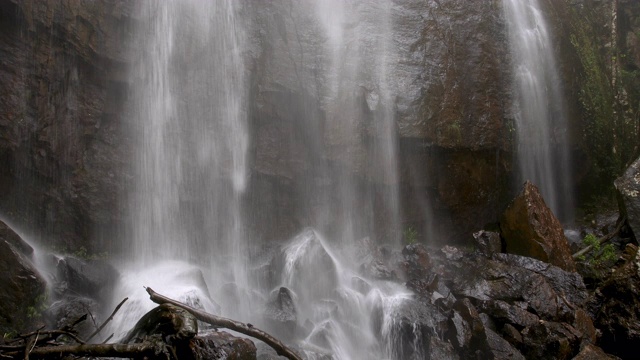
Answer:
(569, 5, 639, 195)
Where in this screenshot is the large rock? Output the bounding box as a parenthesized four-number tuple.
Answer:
(55, 256, 119, 299)
(263, 287, 297, 340)
(45, 296, 100, 340)
(500, 181, 576, 272)
(614, 156, 640, 240)
(191, 331, 257, 360)
(0, 220, 47, 333)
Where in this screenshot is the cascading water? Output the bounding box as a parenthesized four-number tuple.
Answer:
(503, 0, 574, 220)
(313, 0, 402, 247)
(110, 0, 416, 358)
(110, 0, 250, 338)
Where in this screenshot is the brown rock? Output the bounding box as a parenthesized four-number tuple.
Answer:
(572, 344, 618, 360)
(500, 181, 576, 272)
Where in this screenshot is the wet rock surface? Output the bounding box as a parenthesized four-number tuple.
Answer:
(377, 240, 618, 360)
(192, 331, 257, 360)
(0, 220, 46, 334)
(501, 181, 576, 272)
(615, 156, 640, 240)
(264, 287, 298, 340)
(55, 256, 120, 299)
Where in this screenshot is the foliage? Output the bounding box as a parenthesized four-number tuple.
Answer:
(26, 293, 48, 320)
(579, 233, 616, 265)
(403, 226, 418, 245)
(569, 5, 639, 194)
(51, 245, 108, 261)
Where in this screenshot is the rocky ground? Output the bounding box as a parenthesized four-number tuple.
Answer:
(1, 158, 639, 359)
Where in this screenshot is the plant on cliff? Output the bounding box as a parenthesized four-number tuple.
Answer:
(403, 226, 418, 244)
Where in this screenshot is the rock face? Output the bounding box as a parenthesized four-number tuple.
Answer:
(0, 220, 46, 333)
(0, 0, 135, 250)
(501, 181, 576, 272)
(615, 156, 640, 240)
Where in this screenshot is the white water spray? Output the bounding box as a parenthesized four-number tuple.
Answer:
(503, 0, 574, 219)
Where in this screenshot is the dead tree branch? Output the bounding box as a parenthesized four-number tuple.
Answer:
(145, 287, 302, 360)
(85, 297, 128, 343)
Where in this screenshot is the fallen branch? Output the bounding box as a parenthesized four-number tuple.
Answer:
(573, 217, 626, 260)
(3, 343, 157, 359)
(86, 297, 128, 343)
(145, 287, 302, 360)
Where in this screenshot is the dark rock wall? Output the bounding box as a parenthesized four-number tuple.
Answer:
(0, 0, 637, 250)
(0, 0, 134, 249)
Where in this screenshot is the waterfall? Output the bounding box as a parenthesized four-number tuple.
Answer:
(111, 0, 250, 337)
(313, 0, 402, 247)
(110, 0, 414, 358)
(503, 0, 574, 220)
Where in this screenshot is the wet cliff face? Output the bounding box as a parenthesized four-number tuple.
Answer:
(244, 0, 513, 242)
(0, 0, 135, 248)
(0, 0, 637, 249)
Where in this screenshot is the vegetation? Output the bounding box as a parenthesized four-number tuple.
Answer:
(51, 245, 108, 261)
(403, 226, 419, 245)
(26, 293, 48, 320)
(578, 233, 617, 265)
(569, 4, 639, 195)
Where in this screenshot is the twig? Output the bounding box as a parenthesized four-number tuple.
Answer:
(573, 217, 626, 259)
(69, 314, 87, 329)
(100, 334, 113, 345)
(145, 287, 302, 360)
(85, 297, 128, 343)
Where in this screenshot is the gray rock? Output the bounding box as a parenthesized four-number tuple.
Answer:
(473, 230, 502, 257)
(0, 221, 46, 333)
(615, 156, 640, 240)
(264, 287, 297, 340)
(55, 256, 119, 299)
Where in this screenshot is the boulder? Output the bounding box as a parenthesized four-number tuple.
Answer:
(484, 327, 526, 360)
(379, 298, 449, 359)
(0, 221, 46, 334)
(55, 256, 119, 299)
(572, 344, 618, 360)
(45, 296, 100, 340)
(520, 321, 582, 360)
(123, 304, 198, 344)
(192, 331, 257, 360)
(500, 181, 576, 272)
(396, 243, 432, 281)
(263, 287, 297, 340)
(473, 230, 502, 257)
(614, 156, 640, 240)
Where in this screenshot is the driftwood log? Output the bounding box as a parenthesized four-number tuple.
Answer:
(145, 287, 303, 360)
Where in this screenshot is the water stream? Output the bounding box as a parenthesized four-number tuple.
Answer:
(503, 0, 574, 220)
(110, 1, 413, 358)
